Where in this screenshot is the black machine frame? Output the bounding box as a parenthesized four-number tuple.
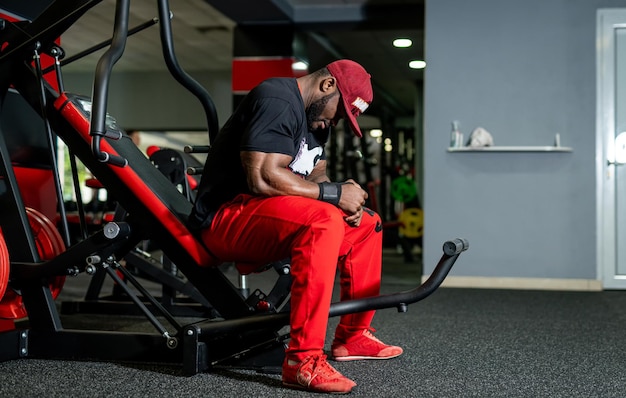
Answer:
(0, 0, 468, 374)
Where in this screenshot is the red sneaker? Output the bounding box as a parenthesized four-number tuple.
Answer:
(332, 329, 403, 361)
(282, 354, 356, 394)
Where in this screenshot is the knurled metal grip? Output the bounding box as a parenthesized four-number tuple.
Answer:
(318, 182, 342, 206)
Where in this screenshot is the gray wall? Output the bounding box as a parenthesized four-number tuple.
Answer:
(423, 0, 624, 280)
(63, 70, 233, 131)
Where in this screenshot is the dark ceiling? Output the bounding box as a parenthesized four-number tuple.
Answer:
(208, 0, 425, 118)
(1, 0, 424, 120)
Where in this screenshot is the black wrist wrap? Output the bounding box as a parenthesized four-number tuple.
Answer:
(318, 182, 342, 206)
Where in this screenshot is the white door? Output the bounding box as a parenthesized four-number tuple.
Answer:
(598, 9, 626, 289)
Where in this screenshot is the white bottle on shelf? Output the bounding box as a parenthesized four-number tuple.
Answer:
(450, 120, 463, 148)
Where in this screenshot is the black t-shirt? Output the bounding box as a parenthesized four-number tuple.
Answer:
(188, 78, 327, 230)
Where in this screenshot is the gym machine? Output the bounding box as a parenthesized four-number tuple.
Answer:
(0, 0, 468, 374)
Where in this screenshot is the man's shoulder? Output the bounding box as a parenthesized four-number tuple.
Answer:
(254, 78, 298, 98)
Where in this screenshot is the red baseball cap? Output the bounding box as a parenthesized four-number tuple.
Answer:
(327, 60, 373, 138)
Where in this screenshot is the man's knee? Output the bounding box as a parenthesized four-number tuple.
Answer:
(361, 208, 382, 230)
(312, 203, 346, 230)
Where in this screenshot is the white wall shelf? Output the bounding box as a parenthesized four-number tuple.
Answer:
(447, 146, 573, 153)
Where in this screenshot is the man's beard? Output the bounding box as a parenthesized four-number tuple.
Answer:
(306, 92, 337, 132)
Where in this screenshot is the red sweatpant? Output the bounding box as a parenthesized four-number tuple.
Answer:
(200, 194, 383, 360)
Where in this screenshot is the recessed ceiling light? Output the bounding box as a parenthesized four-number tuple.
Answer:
(292, 61, 309, 71)
(393, 38, 412, 48)
(369, 129, 383, 138)
(409, 60, 426, 69)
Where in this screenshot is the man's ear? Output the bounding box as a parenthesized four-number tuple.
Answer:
(320, 76, 337, 93)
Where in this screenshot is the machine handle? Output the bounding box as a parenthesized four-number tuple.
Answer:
(157, 0, 219, 144)
(194, 238, 469, 337)
(90, 0, 129, 167)
(184, 145, 211, 154)
(443, 238, 469, 256)
(329, 238, 468, 316)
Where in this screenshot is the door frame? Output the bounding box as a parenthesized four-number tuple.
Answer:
(597, 9, 626, 289)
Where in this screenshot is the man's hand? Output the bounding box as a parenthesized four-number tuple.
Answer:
(339, 179, 367, 227)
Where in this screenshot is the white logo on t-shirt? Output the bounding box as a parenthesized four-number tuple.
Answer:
(289, 137, 322, 177)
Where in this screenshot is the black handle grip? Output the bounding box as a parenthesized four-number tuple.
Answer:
(443, 238, 469, 256)
(192, 238, 469, 338)
(186, 166, 202, 176)
(184, 145, 210, 154)
(98, 151, 128, 168)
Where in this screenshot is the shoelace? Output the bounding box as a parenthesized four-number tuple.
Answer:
(363, 328, 384, 344)
(305, 355, 340, 379)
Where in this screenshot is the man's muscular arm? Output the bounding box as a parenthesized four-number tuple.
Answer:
(242, 151, 320, 198)
(306, 159, 330, 183)
(242, 151, 367, 222)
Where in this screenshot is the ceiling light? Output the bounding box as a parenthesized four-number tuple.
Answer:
(369, 129, 383, 138)
(409, 60, 426, 69)
(393, 38, 412, 48)
(292, 61, 309, 71)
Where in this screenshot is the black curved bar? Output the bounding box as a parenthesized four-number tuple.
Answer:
(90, 0, 129, 166)
(42, 17, 158, 74)
(156, 0, 220, 143)
(329, 238, 469, 316)
(194, 238, 469, 337)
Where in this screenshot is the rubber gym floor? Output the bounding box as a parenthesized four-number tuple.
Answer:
(1, 249, 625, 397)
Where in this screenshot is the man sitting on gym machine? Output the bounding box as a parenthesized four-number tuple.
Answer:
(188, 59, 402, 394)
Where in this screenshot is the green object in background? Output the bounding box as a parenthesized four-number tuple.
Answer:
(391, 175, 417, 203)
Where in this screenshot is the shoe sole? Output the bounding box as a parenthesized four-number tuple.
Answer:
(332, 352, 403, 362)
(282, 382, 353, 394)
